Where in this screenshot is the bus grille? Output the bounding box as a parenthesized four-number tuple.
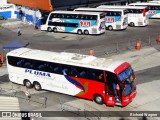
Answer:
(138, 22, 143, 26)
(92, 28, 97, 34)
(116, 25, 121, 29)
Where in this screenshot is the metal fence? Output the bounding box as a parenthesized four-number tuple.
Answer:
(59, 97, 102, 120)
(53, 36, 159, 57)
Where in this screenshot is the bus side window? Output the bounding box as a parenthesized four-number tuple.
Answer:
(24, 62, 33, 69)
(79, 71, 86, 77)
(88, 69, 104, 82)
(76, 67, 87, 78)
(53, 66, 60, 74)
(38, 64, 46, 71)
(61, 65, 71, 76)
(71, 67, 77, 76)
(62, 69, 69, 75)
(17, 60, 24, 67)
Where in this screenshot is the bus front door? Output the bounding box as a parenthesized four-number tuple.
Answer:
(104, 84, 115, 107)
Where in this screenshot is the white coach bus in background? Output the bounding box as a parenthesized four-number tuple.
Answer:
(97, 5, 149, 27)
(74, 7, 128, 31)
(129, 2, 160, 18)
(40, 11, 106, 35)
(148, 1, 160, 4)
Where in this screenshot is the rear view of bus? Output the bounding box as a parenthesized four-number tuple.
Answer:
(74, 8, 128, 31)
(40, 11, 106, 35)
(97, 5, 149, 27)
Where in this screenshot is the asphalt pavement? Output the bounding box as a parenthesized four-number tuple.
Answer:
(0, 19, 160, 120)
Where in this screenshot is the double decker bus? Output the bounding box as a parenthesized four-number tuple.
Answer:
(40, 11, 106, 35)
(74, 7, 128, 31)
(97, 5, 149, 27)
(6, 48, 137, 107)
(129, 2, 160, 18)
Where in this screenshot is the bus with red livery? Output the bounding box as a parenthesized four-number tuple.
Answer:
(6, 48, 137, 107)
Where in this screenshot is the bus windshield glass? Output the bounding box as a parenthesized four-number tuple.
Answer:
(118, 67, 136, 96)
(118, 67, 133, 81)
(122, 77, 136, 96)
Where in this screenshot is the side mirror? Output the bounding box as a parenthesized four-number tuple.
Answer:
(134, 74, 137, 80)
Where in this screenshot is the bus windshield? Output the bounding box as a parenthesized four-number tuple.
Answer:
(118, 67, 133, 81)
(118, 67, 136, 96)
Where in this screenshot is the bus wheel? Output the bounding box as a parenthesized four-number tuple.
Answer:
(77, 29, 82, 35)
(130, 22, 135, 27)
(47, 27, 52, 32)
(34, 82, 41, 91)
(84, 30, 89, 35)
(94, 94, 104, 105)
(24, 80, 32, 88)
(53, 28, 57, 32)
(108, 26, 113, 31)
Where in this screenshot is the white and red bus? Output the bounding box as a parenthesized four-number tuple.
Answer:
(129, 2, 160, 18)
(97, 5, 149, 27)
(6, 48, 137, 107)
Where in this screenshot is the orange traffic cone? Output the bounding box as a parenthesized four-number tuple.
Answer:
(34, 27, 36, 30)
(135, 40, 141, 50)
(1, 54, 4, 63)
(89, 49, 94, 56)
(157, 35, 160, 44)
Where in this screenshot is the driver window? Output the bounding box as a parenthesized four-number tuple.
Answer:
(106, 71, 119, 95)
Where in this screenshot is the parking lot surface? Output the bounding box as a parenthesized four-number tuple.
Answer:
(0, 19, 160, 120)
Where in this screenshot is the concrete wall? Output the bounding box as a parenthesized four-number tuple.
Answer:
(15, 6, 42, 26)
(0, 0, 7, 7)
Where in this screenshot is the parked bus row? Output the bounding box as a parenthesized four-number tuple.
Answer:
(40, 1, 160, 35)
(40, 5, 148, 34)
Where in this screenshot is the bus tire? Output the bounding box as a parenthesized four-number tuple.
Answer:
(77, 29, 82, 35)
(53, 27, 57, 32)
(24, 80, 32, 88)
(108, 26, 113, 31)
(130, 22, 135, 27)
(94, 94, 104, 105)
(33, 82, 41, 91)
(84, 30, 89, 35)
(47, 27, 52, 32)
